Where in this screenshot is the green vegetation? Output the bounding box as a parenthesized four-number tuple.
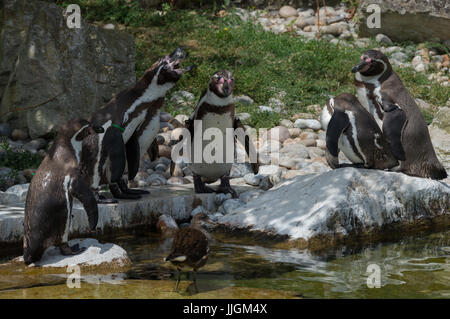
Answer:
(0, 139, 42, 188)
(56, 0, 450, 129)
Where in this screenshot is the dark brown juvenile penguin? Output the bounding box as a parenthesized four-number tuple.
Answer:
(185, 70, 259, 197)
(164, 213, 215, 292)
(352, 49, 447, 180)
(322, 93, 399, 170)
(23, 119, 103, 265)
(81, 47, 193, 203)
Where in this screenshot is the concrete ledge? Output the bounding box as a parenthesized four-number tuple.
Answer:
(0, 184, 216, 246)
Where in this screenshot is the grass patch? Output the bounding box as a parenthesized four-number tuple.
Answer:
(56, 0, 449, 128)
(0, 140, 43, 171)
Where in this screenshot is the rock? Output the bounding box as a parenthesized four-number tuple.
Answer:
(230, 163, 253, 178)
(0, 167, 13, 179)
(316, 139, 326, 150)
(244, 173, 263, 186)
(279, 119, 294, 128)
(271, 24, 287, 34)
(218, 168, 450, 248)
(294, 17, 308, 28)
(304, 22, 348, 35)
(279, 5, 298, 18)
(222, 198, 245, 215)
(308, 147, 325, 159)
(237, 112, 251, 121)
(268, 98, 284, 112)
(429, 107, 450, 172)
(299, 139, 316, 147)
(169, 91, 195, 105)
(160, 112, 173, 122)
(158, 145, 172, 159)
(390, 51, 409, 63)
(292, 112, 315, 120)
(0, 0, 136, 138)
(11, 128, 29, 141)
(174, 114, 189, 125)
(358, 0, 450, 43)
(294, 119, 321, 130)
(258, 176, 273, 191)
(278, 143, 310, 160)
(288, 128, 301, 138)
(146, 173, 167, 186)
(154, 163, 168, 173)
(167, 176, 191, 185)
(4, 183, 29, 202)
(215, 193, 232, 206)
(258, 165, 282, 177)
(27, 238, 130, 268)
(299, 132, 318, 140)
(267, 126, 290, 143)
(0, 123, 12, 137)
(376, 33, 394, 46)
(23, 138, 47, 153)
(191, 205, 208, 218)
(258, 105, 274, 112)
(234, 95, 254, 105)
(416, 98, 432, 110)
(156, 214, 179, 238)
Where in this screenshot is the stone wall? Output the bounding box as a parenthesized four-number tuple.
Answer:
(358, 0, 450, 43)
(0, 0, 136, 138)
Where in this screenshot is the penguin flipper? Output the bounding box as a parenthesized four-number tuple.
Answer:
(382, 106, 407, 161)
(234, 118, 259, 174)
(147, 139, 159, 162)
(125, 132, 140, 181)
(326, 110, 350, 157)
(104, 126, 127, 183)
(70, 176, 98, 231)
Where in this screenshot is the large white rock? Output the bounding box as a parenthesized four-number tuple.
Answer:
(27, 238, 130, 268)
(218, 168, 450, 243)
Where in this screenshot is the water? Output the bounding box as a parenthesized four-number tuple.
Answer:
(0, 230, 449, 298)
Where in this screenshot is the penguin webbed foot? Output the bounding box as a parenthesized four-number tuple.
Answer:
(60, 243, 86, 256)
(193, 175, 215, 194)
(109, 183, 141, 200)
(217, 176, 238, 198)
(95, 192, 119, 204)
(117, 179, 149, 195)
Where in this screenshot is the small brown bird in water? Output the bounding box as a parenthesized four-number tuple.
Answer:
(164, 213, 215, 292)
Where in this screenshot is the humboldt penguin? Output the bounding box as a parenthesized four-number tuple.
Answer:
(352, 49, 447, 179)
(322, 93, 399, 170)
(23, 119, 103, 265)
(185, 70, 259, 197)
(81, 47, 193, 203)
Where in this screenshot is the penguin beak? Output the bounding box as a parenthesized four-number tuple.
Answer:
(169, 46, 187, 61)
(352, 60, 368, 73)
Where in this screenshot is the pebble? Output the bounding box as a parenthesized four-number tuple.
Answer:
(259, 105, 274, 112)
(167, 176, 191, 185)
(244, 173, 263, 186)
(294, 119, 322, 130)
(0, 123, 12, 137)
(237, 112, 251, 121)
(376, 33, 393, 46)
(174, 114, 189, 124)
(158, 145, 172, 158)
(234, 95, 254, 105)
(11, 128, 28, 141)
(146, 173, 167, 186)
(279, 5, 298, 18)
(279, 119, 294, 128)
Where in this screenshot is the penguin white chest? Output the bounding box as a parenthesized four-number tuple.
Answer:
(138, 110, 161, 156)
(191, 112, 234, 182)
